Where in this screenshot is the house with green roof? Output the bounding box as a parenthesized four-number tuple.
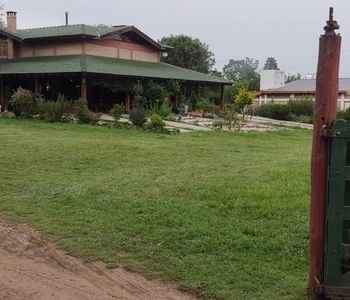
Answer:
(0, 11, 231, 112)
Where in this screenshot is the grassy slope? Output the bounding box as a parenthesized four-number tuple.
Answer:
(0, 118, 312, 299)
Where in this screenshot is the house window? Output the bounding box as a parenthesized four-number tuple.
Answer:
(0, 41, 8, 58)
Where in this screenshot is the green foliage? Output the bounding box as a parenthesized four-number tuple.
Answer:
(74, 99, 90, 123)
(285, 73, 301, 83)
(195, 98, 220, 113)
(159, 34, 215, 73)
(254, 102, 276, 118)
(144, 113, 169, 133)
(293, 114, 313, 124)
(10, 87, 37, 118)
(288, 97, 314, 117)
(109, 103, 125, 122)
(342, 107, 350, 120)
(223, 57, 260, 91)
(234, 87, 255, 119)
(270, 104, 292, 121)
(224, 85, 236, 104)
(74, 99, 101, 124)
(129, 91, 147, 128)
(38, 94, 70, 123)
(263, 57, 279, 70)
(148, 101, 173, 118)
(223, 103, 238, 130)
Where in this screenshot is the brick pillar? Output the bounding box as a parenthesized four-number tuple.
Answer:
(81, 74, 87, 101)
(220, 85, 225, 109)
(125, 93, 131, 111)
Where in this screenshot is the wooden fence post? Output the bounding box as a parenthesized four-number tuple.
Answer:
(309, 7, 341, 297)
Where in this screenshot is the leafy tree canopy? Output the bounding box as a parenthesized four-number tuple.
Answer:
(223, 57, 260, 91)
(0, 5, 5, 28)
(285, 73, 301, 83)
(158, 34, 215, 74)
(263, 57, 279, 70)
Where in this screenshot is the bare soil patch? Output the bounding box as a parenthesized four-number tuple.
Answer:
(0, 218, 198, 300)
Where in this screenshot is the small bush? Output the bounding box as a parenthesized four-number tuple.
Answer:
(39, 94, 70, 122)
(129, 95, 147, 128)
(270, 104, 292, 121)
(288, 98, 314, 117)
(74, 99, 101, 124)
(145, 113, 168, 133)
(196, 98, 220, 113)
(148, 101, 173, 118)
(253, 102, 275, 118)
(74, 99, 90, 123)
(109, 103, 125, 122)
(342, 107, 350, 120)
(10, 87, 37, 118)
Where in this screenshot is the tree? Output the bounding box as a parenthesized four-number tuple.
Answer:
(263, 57, 278, 70)
(222, 57, 260, 91)
(285, 73, 301, 83)
(0, 5, 5, 28)
(158, 34, 215, 73)
(234, 86, 255, 120)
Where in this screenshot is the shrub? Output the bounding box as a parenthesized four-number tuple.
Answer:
(148, 101, 173, 118)
(196, 98, 220, 113)
(38, 94, 70, 122)
(253, 102, 275, 118)
(10, 87, 37, 118)
(288, 97, 314, 117)
(129, 95, 147, 128)
(74, 99, 101, 124)
(234, 87, 255, 119)
(270, 104, 292, 121)
(342, 107, 350, 120)
(145, 113, 168, 133)
(109, 103, 125, 122)
(293, 114, 313, 124)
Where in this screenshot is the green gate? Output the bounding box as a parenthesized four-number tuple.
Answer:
(324, 119, 350, 298)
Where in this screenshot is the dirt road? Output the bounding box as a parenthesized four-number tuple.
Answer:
(0, 218, 198, 300)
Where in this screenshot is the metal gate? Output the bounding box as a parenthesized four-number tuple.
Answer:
(324, 119, 350, 298)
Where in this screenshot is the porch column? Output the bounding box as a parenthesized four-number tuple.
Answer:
(340, 93, 344, 110)
(34, 76, 39, 97)
(0, 78, 4, 112)
(81, 74, 87, 101)
(174, 93, 179, 110)
(125, 93, 131, 111)
(220, 85, 225, 109)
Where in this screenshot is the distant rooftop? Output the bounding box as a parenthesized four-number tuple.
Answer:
(261, 78, 350, 93)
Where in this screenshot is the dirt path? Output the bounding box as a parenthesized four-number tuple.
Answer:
(0, 218, 198, 300)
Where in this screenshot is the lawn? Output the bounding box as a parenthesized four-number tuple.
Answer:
(0, 118, 312, 299)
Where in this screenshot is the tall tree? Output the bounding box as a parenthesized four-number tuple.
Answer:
(285, 73, 301, 83)
(158, 35, 215, 74)
(263, 57, 278, 70)
(0, 5, 5, 28)
(222, 57, 260, 91)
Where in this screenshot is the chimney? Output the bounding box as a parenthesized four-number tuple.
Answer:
(6, 11, 17, 33)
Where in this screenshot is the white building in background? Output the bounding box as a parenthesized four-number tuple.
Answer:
(259, 69, 285, 90)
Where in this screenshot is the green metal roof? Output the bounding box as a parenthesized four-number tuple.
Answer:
(15, 24, 130, 40)
(0, 55, 232, 84)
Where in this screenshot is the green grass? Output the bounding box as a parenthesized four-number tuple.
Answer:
(0, 118, 312, 299)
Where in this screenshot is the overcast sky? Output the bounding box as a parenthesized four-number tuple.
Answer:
(3, 0, 350, 78)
